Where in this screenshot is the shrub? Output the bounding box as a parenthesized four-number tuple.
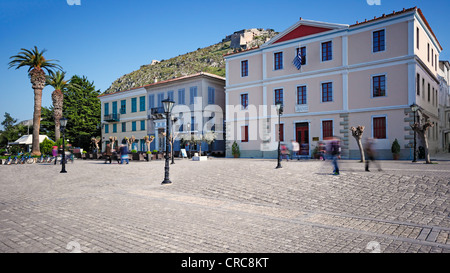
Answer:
(231, 141, 240, 157)
(391, 139, 401, 154)
(40, 138, 55, 155)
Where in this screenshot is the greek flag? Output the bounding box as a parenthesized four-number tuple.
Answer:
(293, 49, 302, 70)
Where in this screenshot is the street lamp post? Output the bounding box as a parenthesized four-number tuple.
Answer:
(410, 104, 419, 162)
(161, 98, 175, 185)
(60, 117, 68, 173)
(171, 117, 178, 165)
(275, 100, 283, 169)
(186, 123, 191, 159)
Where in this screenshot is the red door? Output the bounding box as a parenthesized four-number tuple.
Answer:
(296, 123, 309, 156)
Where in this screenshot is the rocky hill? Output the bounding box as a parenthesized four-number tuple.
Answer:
(103, 29, 278, 94)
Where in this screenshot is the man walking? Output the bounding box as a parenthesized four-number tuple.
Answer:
(329, 137, 341, 175)
(364, 138, 382, 172)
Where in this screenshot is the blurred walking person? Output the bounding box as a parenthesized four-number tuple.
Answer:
(328, 137, 341, 175)
(119, 144, 129, 164)
(291, 140, 299, 160)
(104, 144, 112, 164)
(364, 138, 382, 172)
(52, 146, 58, 165)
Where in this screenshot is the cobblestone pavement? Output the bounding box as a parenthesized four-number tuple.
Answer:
(0, 157, 448, 253)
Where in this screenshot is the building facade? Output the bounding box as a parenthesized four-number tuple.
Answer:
(438, 60, 450, 152)
(224, 7, 443, 160)
(99, 72, 226, 155)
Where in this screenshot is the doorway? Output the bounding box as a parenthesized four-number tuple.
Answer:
(296, 123, 309, 156)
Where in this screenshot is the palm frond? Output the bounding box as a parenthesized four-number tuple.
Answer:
(8, 46, 63, 75)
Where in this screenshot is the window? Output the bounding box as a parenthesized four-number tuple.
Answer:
(208, 87, 215, 104)
(373, 117, 386, 139)
(132, 121, 137, 132)
(122, 122, 126, 132)
(276, 124, 284, 142)
(139, 96, 145, 112)
(105, 124, 109, 134)
(436, 89, 438, 106)
(178, 89, 185, 105)
(428, 83, 431, 102)
(321, 41, 332, 61)
(157, 93, 164, 108)
(274, 89, 283, 105)
(296, 47, 307, 65)
(322, 82, 333, 102)
(428, 43, 430, 62)
(167, 91, 174, 102)
(435, 55, 438, 71)
(416, 27, 420, 49)
(416, 74, 420, 96)
(373, 75, 386, 97)
(112, 101, 117, 114)
(120, 100, 126, 114)
(241, 60, 248, 77)
(373, 29, 385, 52)
(297, 86, 307, 105)
(104, 103, 109, 116)
(274, 52, 283, 70)
(140, 120, 145, 131)
(241, 125, 249, 142)
(241, 94, 248, 109)
(148, 94, 155, 109)
(190, 86, 197, 104)
(322, 120, 333, 139)
(432, 49, 434, 66)
(422, 79, 425, 99)
(190, 116, 195, 131)
(131, 98, 137, 113)
(113, 123, 117, 133)
(432, 87, 434, 105)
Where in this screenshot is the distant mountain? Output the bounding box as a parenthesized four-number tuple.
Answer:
(103, 29, 278, 95)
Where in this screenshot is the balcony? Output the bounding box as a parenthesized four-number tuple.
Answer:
(104, 113, 121, 122)
(150, 107, 166, 120)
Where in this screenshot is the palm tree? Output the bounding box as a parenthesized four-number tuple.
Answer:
(8, 46, 62, 156)
(45, 71, 69, 142)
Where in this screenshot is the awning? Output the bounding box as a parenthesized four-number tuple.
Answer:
(8, 135, 53, 145)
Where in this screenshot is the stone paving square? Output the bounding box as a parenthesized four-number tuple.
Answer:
(0, 157, 449, 254)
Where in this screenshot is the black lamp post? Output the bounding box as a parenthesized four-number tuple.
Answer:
(60, 117, 68, 173)
(171, 117, 178, 165)
(161, 98, 175, 185)
(275, 100, 283, 169)
(410, 103, 419, 162)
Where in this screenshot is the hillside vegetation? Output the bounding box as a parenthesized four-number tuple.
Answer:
(104, 29, 278, 94)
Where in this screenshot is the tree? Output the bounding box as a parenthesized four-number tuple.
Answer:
(40, 137, 55, 155)
(45, 71, 70, 142)
(8, 46, 62, 156)
(350, 126, 365, 162)
(62, 75, 101, 151)
(144, 135, 155, 152)
(40, 107, 56, 140)
(0, 113, 27, 148)
(411, 119, 434, 164)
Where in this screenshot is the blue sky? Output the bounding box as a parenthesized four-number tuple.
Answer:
(1, 0, 449, 129)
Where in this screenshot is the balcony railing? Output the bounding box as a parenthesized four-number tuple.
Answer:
(150, 107, 166, 119)
(104, 113, 121, 122)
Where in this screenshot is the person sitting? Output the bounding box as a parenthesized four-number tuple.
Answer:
(104, 144, 112, 164)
